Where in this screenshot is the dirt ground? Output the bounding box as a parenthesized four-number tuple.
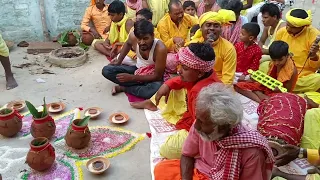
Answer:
(0, 47, 152, 180)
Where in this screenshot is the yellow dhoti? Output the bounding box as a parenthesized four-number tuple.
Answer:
(294, 73, 320, 93)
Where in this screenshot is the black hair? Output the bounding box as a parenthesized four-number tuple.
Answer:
(190, 24, 200, 34)
(108, 0, 126, 14)
(290, 9, 308, 19)
(134, 19, 154, 39)
(188, 43, 215, 62)
(168, 0, 182, 12)
(242, 23, 260, 37)
(183, 1, 196, 10)
(223, 0, 243, 15)
(269, 41, 289, 59)
(136, 8, 153, 21)
(260, 3, 281, 19)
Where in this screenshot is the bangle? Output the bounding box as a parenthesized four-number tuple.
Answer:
(307, 149, 320, 165)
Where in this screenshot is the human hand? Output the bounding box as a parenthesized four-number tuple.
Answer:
(116, 73, 135, 83)
(103, 26, 110, 34)
(102, 40, 112, 49)
(110, 57, 121, 65)
(238, 75, 246, 82)
(275, 144, 300, 166)
(110, 45, 119, 58)
(89, 28, 102, 39)
(273, 86, 281, 93)
(155, 84, 171, 106)
(309, 43, 319, 58)
(305, 95, 319, 109)
(173, 37, 185, 47)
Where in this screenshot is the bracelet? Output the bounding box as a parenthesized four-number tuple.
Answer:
(307, 149, 320, 165)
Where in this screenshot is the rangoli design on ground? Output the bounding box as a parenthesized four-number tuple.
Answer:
(55, 126, 144, 160)
(21, 155, 82, 180)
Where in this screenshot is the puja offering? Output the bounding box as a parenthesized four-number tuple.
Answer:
(6, 100, 26, 112)
(109, 112, 129, 124)
(86, 157, 110, 175)
(257, 93, 307, 156)
(26, 98, 56, 139)
(0, 108, 23, 137)
(84, 107, 102, 119)
(48, 102, 65, 113)
(26, 137, 56, 171)
(65, 117, 91, 149)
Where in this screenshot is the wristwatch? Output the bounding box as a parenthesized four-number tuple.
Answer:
(298, 148, 304, 158)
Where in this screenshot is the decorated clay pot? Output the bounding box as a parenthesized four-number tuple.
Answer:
(0, 108, 23, 137)
(65, 119, 91, 149)
(26, 137, 55, 171)
(81, 31, 94, 46)
(67, 32, 77, 46)
(31, 115, 56, 139)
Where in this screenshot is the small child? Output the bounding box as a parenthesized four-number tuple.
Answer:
(188, 24, 200, 41)
(234, 22, 262, 83)
(235, 41, 298, 103)
(183, 1, 198, 24)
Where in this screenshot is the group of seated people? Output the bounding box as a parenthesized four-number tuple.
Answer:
(81, 0, 320, 179)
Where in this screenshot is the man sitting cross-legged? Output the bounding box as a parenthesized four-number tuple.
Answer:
(154, 83, 275, 180)
(102, 20, 167, 99)
(94, 0, 134, 59)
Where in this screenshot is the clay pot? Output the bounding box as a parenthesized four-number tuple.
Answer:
(67, 32, 77, 46)
(65, 119, 91, 149)
(26, 137, 55, 171)
(0, 108, 23, 137)
(51, 103, 61, 110)
(30, 114, 56, 139)
(82, 31, 94, 46)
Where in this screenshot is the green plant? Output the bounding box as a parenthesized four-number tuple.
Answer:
(32, 139, 47, 146)
(77, 116, 91, 126)
(25, 97, 48, 119)
(0, 108, 12, 115)
(79, 42, 89, 51)
(58, 30, 81, 46)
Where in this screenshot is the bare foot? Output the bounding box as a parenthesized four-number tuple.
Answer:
(130, 100, 158, 111)
(6, 75, 18, 90)
(111, 86, 124, 96)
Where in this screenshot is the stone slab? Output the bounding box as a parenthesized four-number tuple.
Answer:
(27, 42, 62, 54)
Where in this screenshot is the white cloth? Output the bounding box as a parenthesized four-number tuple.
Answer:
(246, 2, 265, 22)
(136, 38, 159, 68)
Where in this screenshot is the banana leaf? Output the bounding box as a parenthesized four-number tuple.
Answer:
(77, 116, 91, 126)
(25, 101, 41, 118)
(58, 31, 69, 45)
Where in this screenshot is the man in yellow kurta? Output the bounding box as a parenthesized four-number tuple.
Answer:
(187, 10, 237, 85)
(157, 0, 197, 73)
(0, 34, 18, 90)
(275, 8, 320, 93)
(94, 0, 134, 59)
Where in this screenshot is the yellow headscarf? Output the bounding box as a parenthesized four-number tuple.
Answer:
(286, 8, 312, 27)
(109, 15, 129, 44)
(191, 10, 236, 41)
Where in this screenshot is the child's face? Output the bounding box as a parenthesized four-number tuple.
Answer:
(272, 55, 288, 68)
(239, 29, 255, 43)
(184, 6, 196, 16)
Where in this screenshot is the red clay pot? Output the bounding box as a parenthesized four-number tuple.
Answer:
(81, 31, 94, 46)
(31, 114, 56, 139)
(0, 108, 23, 137)
(65, 119, 91, 149)
(26, 137, 55, 171)
(67, 32, 77, 46)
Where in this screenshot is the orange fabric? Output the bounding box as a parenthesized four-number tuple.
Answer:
(154, 159, 209, 180)
(81, 5, 111, 39)
(236, 57, 297, 93)
(90, 0, 95, 6)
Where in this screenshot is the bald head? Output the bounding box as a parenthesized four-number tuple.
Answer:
(168, 0, 183, 12)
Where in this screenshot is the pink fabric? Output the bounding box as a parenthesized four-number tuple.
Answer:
(178, 47, 215, 72)
(166, 53, 179, 74)
(126, 0, 143, 11)
(197, 2, 220, 17)
(182, 125, 274, 180)
(125, 92, 145, 102)
(222, 18, 242, 44)
(134, 64, 170, 81)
